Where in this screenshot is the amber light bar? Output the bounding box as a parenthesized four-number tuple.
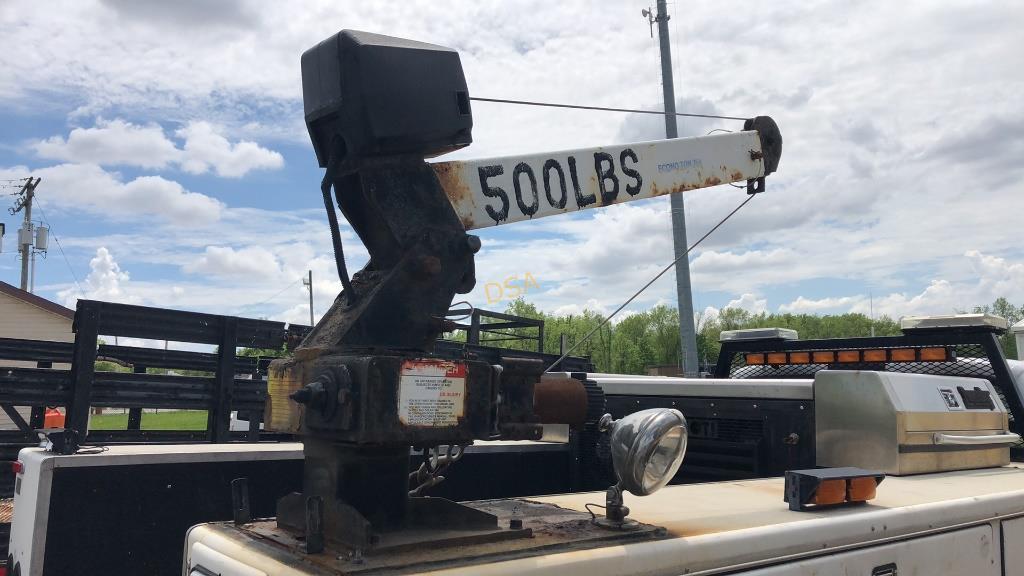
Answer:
(745, 347, 953, 366)
(785, 467, 885, 511)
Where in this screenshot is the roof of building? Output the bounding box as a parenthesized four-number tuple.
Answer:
(1013, 319, 1024, 333)
(0, 280, 74, 320)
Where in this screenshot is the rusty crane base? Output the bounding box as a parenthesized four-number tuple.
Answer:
(223, 498, 665, 574)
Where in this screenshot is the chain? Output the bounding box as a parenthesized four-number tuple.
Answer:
(409, 444, 467, 496)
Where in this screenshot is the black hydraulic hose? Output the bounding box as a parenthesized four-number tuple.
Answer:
(321, 158, 356, 303)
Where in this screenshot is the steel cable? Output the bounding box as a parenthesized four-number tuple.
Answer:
(470, 96, 749, 122)
(544, 192, 759, 372)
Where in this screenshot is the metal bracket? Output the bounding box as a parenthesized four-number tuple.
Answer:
(231, 477, 251, 525)
(305, 496, 325, 554)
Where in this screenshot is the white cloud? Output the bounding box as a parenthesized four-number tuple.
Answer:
(5, 1, 1024, 326)
(183, 245, 282, 278)
(697, 294, 767, 327)
(58, 247, 137, 306)
(175, 121, 284, 177)
(779, 295, 862, 314)
(33, 119, 180, 168)
(34, 204, 355, 322)
(33, 118, 283, 178)
(725, 293, 767, 314)
(0, 163, 224, 225)
(778, 251, 1024, 319)
(552, 299, 611, 317)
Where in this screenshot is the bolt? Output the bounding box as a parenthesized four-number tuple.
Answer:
(290, 386, 312, 404)
(465, 234, 482, 253)
(290, 380, 327, 408)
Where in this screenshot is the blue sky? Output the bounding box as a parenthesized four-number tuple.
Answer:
(1, 0, 1023, 329)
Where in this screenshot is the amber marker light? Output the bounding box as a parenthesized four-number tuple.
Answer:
(890, 348, 917, 362)
(789, 352, 811, 364)
(785, 467, 885, 511)
(848, 476, 879, 502)
(812, 351, 835, 363)
(837, 350, 861, 363)
(863, 350, 887, 362)
(920, 347, 949, 361)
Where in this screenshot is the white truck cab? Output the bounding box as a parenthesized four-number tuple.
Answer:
(184, 370, 1024, 576)
(8, 443, 303, 576)
(185, 464, 1024, 576)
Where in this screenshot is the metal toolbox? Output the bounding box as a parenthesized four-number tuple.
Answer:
(815, 371, 1020, 475)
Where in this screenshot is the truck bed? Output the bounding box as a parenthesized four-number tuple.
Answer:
(187, 464, 1024, 575)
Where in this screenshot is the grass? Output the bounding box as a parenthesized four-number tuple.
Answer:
(89, 410, 208, 430)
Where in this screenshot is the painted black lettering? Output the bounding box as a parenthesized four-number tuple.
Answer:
(512, 162, 539, 217)
(594, 152, 619, 205)
(542, 159, 567, 209)
(568, 155, 595, 208)
(620, 148, 642, 196)
(477, 165, 509, 223)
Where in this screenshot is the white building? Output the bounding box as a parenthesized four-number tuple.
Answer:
(0, 281, 74, 428)
(1013, 320, 1024, 361)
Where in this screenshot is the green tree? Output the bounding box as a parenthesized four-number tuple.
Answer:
(973, 297, 1023, 359)
(437, 296, 1018, 375)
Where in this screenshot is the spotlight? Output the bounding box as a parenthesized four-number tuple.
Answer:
(595, 408, 688, 529)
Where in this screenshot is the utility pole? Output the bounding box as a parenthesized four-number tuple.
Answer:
(8, 177, 41, 291)
(302, 270, 315, 326)
(644, 2, 699, 377)
(870, 292, 876, 337)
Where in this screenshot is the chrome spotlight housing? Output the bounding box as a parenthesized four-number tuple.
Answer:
(594, 408, 688, 530)
(605, 408, 688, 496)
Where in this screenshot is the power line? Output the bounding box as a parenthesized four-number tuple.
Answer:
(252, 277, 303, 308)
(544, 192, 759, 372)
(33, 199, 85, 296)
(469, 96, 748, 122)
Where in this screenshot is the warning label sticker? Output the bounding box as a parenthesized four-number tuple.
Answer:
(399, 360, 467, 427)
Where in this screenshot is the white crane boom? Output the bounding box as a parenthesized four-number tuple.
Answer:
(432, 118, 780, 231)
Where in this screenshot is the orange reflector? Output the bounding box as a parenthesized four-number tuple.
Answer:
(920, 347, 948, 361)
(891, 348, 916, 362)
(745, 353, 765, 365)
(811, 479, 847, 506)
(812, 351, 835, 363)
(863, 349, 886, 362)
(848, 477, 878, 502)
(767, 352, 788, 365)
(837, 350, 860, 363)
(44, 407, 64, 428)
(789, 352, 811, 364)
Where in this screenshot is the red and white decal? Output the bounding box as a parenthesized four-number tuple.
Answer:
(398, 359, 467, 427)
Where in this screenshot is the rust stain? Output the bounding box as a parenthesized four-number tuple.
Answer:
(667, 181, 700, 195)
(534, 376, 588, 427)
(703, 176, 722, 187)
(433, 163, 472, 205)
(433, 162, 477, 229)
(731, 170, 744, 181)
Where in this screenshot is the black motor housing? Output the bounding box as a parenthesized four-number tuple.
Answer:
(301, 29, 473, 166)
